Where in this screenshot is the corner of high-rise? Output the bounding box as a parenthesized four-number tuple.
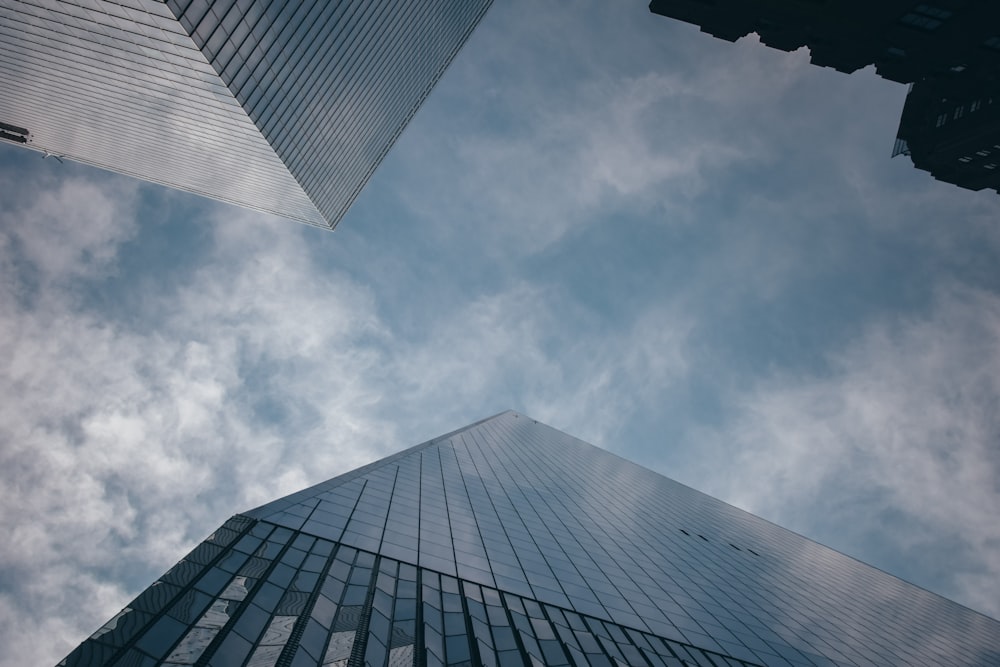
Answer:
(0, 0, 493, 228)
(58, 411, 1000, 667)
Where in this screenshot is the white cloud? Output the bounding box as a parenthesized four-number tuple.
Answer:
(387, 283, 693, 445)
(1, 176, 138, 285)
(0, 170, 698, 665)
(687, 284, 1000, 618)
(387, 8, 841, 257)
(0, 183, 397, 664)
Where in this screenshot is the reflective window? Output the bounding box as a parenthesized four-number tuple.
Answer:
(60, 413, 1000, 666)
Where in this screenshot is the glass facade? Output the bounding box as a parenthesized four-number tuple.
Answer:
(0, 0, 491, 228)
(59, 411, 1000, 666)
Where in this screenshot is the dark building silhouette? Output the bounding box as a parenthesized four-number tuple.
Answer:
(649, 1, 1000, 195)
(59, 411, 1000, 666)
(894, 69, 1000, 193)
(648, 1, 1000, 84)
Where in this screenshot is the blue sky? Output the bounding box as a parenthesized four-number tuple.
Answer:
(2, 2, 1000, 665)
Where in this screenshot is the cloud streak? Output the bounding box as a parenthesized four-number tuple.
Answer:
(0, 172, 695, 665)
(688, 284, 1000, 619)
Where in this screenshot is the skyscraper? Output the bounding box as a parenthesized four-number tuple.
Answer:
(647, 1, 1000, 85)
(892, 68, 1000, 195)
(0, 0, 492, 228)
(60, 411, 1000, 667)
(648, 1, 1000, 198)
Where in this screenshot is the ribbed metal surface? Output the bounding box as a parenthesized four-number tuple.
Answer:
(165, 0, 493, 229)
(58, 412, 1000, 666)
(0, 0, 324, 225)
(1, 0, 492, 227)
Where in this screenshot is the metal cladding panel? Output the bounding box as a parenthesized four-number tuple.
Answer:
(166, 0, 494, 229)
(2, 0, 493, 227)
(0, 0, 324, 225)
(59, 412, 1000, 666)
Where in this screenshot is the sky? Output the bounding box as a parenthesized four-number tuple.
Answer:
(2, 2, 1000, 665)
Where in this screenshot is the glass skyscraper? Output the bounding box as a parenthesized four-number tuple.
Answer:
(60, 411, 1000, 666)
(0, 0, 492, 228)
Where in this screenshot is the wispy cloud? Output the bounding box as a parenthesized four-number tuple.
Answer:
(0, 172, 696, 665)
(4, 3, 1000, 665)
(686, 284, 1000, 618)
(382, 9, 837, 257)
(0, 181, 394, 663)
